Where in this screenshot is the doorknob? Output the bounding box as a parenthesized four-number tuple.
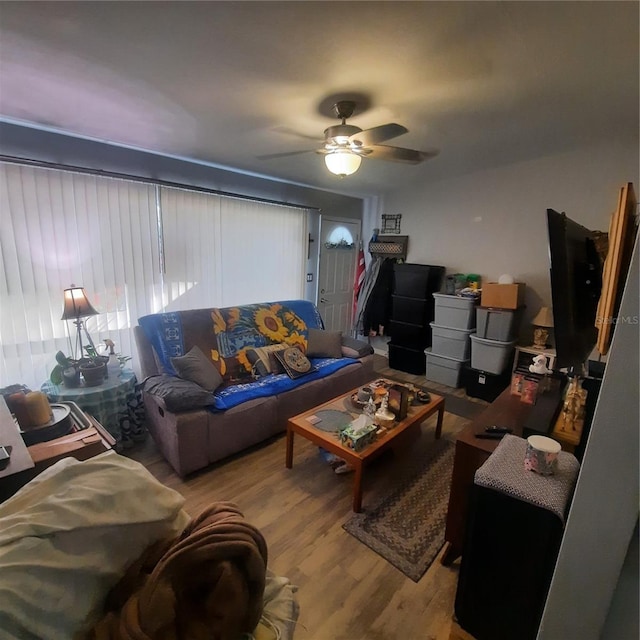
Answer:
(320, 297, 329, 303)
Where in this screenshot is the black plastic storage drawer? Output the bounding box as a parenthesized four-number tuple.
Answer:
(391, 295, 429, 323)
(388, 342, 426, 375)
(393, 263, 445, 298)
(389, 320, 428, 346)
(462, 366, 511, 402)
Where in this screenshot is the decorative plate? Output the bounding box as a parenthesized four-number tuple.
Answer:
(314, 409, 353, 433)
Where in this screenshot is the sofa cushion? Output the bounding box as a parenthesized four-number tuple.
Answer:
(143, 374, 215, 411)
(273, 347, 316, 379)
(306, 328, 343, 358)
(341, 335, 375, 358)
(171, 346, 224, 392)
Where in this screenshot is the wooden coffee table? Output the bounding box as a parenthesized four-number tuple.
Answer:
(285, 380, 445, 512)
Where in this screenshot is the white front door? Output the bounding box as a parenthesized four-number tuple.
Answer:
(317, 217, 361, 333)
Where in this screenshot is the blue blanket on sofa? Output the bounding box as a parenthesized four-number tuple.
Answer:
(139, 300, 324, 379)
(139, 300, 360, 410)
(212, 357, 356, 410)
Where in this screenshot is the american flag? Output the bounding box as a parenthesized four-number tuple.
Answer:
(353, 243, 366, 318)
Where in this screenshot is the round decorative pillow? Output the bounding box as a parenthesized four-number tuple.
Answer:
(274, 347, 315, 379)
(282, 347, 312, 374)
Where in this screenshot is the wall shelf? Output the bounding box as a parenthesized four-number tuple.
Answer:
(368, 235, 408, 259)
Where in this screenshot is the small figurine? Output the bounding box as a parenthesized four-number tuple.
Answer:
(529, 354, 552, 375)
(374, 392, 395, 428)
(561, 375, 587, 431)
(364, 396, 376, 419)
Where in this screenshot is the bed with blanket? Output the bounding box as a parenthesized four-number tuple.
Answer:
(135, 300, 374, 476)
(0, 452, 298, 640)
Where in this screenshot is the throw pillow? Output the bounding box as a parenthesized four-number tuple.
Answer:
(341, 335, 374, 358)
(143, 375, 216, 412)
(246, 344, 288, 378)
(170, 346, 223, 392)
(306, 328, 343, 359)
(273, 347, 316, 379)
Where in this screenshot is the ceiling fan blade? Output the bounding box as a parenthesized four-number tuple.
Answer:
(365, 144, 439, 164)
(256, 149, 315, 160)
(349, 123, 408, 147)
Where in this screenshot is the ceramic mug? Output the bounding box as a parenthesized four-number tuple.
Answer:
(357, 386, 373, 402)
(524, 435, 561, 475)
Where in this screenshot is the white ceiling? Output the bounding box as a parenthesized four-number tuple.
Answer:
(0, 1, 638, 198)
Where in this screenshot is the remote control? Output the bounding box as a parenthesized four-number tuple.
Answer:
(475, 432, 507, 439)
(485, 426, 512, 434)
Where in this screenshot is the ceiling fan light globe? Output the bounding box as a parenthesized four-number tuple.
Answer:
(325, 150, 361, 177)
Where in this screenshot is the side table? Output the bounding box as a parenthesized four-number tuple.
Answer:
(0, 397, 115, 502)
(41, 369, 145, 449)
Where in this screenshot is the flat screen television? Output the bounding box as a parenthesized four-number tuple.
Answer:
(546, 208, 603, 372)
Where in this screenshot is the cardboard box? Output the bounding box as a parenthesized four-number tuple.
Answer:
(481, 283, 526, 310)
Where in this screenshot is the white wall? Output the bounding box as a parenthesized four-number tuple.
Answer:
(382, 137, 639, 332)
(382, 139, 639, 635)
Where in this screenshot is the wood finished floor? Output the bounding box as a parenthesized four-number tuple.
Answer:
(126, 355, 488, 640)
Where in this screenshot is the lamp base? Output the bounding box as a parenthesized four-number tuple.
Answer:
(532, 327, 549, 350)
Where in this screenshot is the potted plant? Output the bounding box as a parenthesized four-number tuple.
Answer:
(50, 351, 81, 388)
(79, 345, 108, 386)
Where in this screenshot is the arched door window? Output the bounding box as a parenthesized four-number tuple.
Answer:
(325, 225, 354, 249)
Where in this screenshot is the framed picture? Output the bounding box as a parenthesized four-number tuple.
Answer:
(388, 384, 409, 420)
(381, 214, 402, 234)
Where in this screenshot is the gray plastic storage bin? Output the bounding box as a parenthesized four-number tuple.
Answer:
(425, 348, 468, 388)
(433, 293, 478, 330)
(470, 335, 516, 375)
(430, 322, 475, 360)
(476, 307, 523, 341)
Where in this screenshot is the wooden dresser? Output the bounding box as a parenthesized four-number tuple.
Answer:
(441, 387, 533, 565)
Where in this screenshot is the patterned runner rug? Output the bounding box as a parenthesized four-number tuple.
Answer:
(343, 437, 455, 582)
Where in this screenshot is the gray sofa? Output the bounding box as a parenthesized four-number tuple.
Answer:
(134, 300, 374, 476)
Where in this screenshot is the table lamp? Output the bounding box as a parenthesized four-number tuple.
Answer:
(61, 285, 99, 360)
(531, 306, 554, 349)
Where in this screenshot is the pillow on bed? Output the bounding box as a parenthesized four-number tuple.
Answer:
(0, 452, 190, 640)
(171, 346, 223, 392)
(306, 328, 343, 359)
(273, 347, 316, 379)
(143, 375, 215, 411)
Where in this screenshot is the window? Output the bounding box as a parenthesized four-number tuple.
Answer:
(0, 163, 309, 389)
(325, 225, 354, 248)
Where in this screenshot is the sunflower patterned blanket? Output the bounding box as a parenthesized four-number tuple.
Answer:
(138, 300, 356, 410)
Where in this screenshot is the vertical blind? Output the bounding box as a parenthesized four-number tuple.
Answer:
(0, 163, 309, 389)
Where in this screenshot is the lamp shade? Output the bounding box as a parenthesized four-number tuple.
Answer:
(61, 285, 99, 320)
(532, 306, 554, 328)
(324, 150, 361, 177)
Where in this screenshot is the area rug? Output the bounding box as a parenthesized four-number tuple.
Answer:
(343, 437, 455, 582)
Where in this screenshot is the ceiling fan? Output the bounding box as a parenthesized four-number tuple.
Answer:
(260, 100, 438, 177)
